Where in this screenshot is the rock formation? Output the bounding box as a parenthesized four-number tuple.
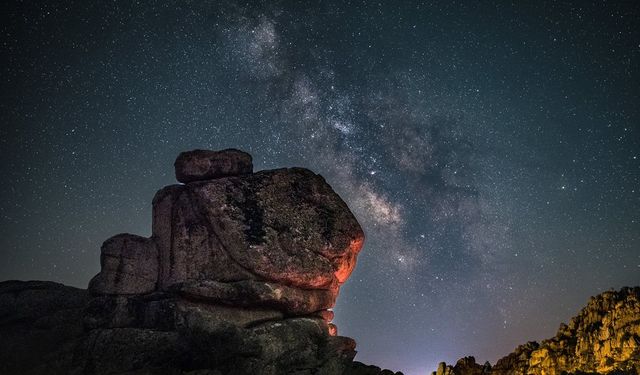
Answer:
(89, 149, 364, 318)
(4, 148, 636, 375)
(0, 149, 399, 375)
(433, 287, 640, 375)
(433, 357, 491, 375)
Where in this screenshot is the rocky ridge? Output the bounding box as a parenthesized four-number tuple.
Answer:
(433, 287, 640, 375)
(0, 149, 401, 375)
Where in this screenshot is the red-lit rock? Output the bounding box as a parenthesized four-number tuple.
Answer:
(170, 279, 337, 315)
(152, 167, 364, 297)
(313, 309, 335, 322)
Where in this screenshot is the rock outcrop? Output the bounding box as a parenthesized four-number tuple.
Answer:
(7, 148, 636, 375)
(90, 152, 364, 317)
(433, 357, 491, 375)
(433, 287, 640, 375)
(0, 149, 392, 375)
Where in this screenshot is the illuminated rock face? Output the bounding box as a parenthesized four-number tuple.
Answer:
(434, 287, 640, 375)
(151, 167, 364, 294)
(523, 287, 640, 375)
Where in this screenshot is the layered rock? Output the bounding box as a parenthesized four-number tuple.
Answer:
(434, 287, 640, 375)
(89, 151, 364, 322)
(0, 149, 375, 375)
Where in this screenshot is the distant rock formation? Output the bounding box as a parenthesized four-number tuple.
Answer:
(0, 149, 400, 375)
(433, 357, 491, 375)
(433, 287, 640, 375)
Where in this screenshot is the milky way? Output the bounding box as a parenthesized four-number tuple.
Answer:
(1, 2, 639, 374)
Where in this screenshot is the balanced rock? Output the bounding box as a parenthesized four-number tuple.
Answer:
(90, 154, 365, 320)
(5, 149, 365, 375)
(174, 148, 253, 183)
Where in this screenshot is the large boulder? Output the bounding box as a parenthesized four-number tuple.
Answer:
(151, 165, 364, 313)
(88, 233, 158, 295)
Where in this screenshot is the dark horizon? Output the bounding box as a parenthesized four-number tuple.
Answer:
(1, 1, 639, 374)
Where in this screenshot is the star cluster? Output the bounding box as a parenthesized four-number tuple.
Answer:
(1, 1, 639, 374)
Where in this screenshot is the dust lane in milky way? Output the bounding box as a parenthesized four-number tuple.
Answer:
(1, 1, 639, 374)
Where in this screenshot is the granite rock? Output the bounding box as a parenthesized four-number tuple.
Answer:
(152, 167, 364, 295)
(88, 233, 159, 295)
(174, 148, 253, 183)
(171, 279, 337, 315)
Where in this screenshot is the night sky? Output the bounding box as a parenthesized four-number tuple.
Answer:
(1, 1, 639, 374)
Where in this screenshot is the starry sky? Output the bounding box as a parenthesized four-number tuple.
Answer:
(1, 1, 639, 374)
